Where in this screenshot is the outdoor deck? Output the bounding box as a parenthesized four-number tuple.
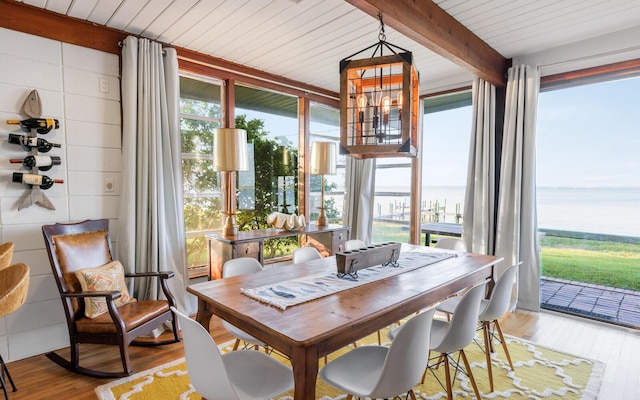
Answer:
(541, 277, 640, 329)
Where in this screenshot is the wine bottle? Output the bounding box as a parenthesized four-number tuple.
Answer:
(12, 172, 64, 190)
(10, 155, 62, 171)
(6, 118, 59, 134)
(7, 134, 62, 153)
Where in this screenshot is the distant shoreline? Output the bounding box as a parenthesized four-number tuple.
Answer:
(366, 186, 640, 237)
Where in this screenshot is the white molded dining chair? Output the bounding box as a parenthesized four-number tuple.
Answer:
(389, 280, 489, 400)
(344, 239, 366, 251)
(428, 280, 488, 399)
(292, 247, 322, 263)
(171, 307, 294, 400)
(436, 263, 521, 392)
(320, 304, 439, 400)
(434, 237, 467, 251)
(221, 258, 266, 351)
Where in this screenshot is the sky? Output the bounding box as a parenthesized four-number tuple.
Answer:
(413, 75, 640, 188)
(238, 75, 640, 189)
(536, 76, 640, 187)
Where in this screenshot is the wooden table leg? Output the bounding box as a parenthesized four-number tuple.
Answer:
(291, 346, 318, 400)
(195, 298, 213, 331)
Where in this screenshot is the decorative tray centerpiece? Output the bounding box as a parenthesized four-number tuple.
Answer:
(335, 242, 401, 278)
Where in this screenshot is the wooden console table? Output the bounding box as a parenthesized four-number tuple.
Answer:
(207, 224, 350, 279)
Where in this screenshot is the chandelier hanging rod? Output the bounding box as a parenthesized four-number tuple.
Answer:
(339, 14, 411, 65)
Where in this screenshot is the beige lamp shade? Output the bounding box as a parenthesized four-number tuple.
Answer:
(213, 128, 249, 171)
(310, 142, 337, 175)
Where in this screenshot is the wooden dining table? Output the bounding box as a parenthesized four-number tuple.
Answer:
(187, 244, 502, 399)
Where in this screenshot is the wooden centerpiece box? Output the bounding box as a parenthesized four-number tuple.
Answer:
(335, 242, 401, 276)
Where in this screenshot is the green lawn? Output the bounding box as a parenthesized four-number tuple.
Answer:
(370, 221, 640, 292)
(540, 236, 640, 291)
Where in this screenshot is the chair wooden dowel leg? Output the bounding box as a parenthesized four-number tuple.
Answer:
(486, 321, 495, 353)
(408, 388, 417, 400)
(232, 339, 240, 351)
(435, 354, 444, 369)
(443, 354, 453, 400)
(461, 349, 482, 400)
(483, 323, 494, 392)
(495, 320, 514, 371)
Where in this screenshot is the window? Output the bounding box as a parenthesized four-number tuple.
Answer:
(179, 78, 346, 263)
(422, 92, 472, 232)
(536, 75, 640, 326)
(310, 101, 343, 224)
(179, 75, 223, 273)
(370, 92, 472, 245)
(371, 158, 412, 243)
(235, 84, 300, 259)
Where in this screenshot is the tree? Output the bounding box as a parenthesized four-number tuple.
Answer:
(235, 115, 299, 258)
(180, 98, 223, 267)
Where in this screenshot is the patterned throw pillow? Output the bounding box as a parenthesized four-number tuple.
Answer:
(75, 260, 136, 319)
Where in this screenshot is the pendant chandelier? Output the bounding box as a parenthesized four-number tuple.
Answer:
(339, 15, 419, 158)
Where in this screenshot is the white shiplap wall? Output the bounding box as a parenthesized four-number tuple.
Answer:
(0, 27, 121, 362)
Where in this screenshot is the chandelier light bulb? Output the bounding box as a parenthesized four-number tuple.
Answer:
(372, 91, 383, 107)
(382, 96, 391, 114)
(357, 94, 367, 111)
(356, 94, 367, 124)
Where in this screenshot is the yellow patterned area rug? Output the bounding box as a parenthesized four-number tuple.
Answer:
(95, 326, 604, 400)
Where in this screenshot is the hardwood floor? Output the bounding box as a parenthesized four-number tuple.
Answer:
(4, 310, 639, 399)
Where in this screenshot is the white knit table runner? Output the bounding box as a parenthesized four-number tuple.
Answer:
(241, 251, 455, 310)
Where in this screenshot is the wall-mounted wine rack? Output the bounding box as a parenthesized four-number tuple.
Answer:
(6, 90, 63, 210)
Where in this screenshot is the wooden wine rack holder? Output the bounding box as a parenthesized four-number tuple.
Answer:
(11, 90, 59, 210)
(335, 242, 401, 277)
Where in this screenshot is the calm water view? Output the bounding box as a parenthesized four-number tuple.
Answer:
(374, 185, 640, 238)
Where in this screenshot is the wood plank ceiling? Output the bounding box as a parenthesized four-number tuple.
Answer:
(13, 0, 640, 95)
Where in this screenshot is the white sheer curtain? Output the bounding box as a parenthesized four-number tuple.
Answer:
(119, 36, 190, 313)
(495, 64, 541, 311)
(343, 158, 376, 244)
(462, 77, 497, 255)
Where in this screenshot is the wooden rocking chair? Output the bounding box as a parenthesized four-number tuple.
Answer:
(42, 219, 181, 378)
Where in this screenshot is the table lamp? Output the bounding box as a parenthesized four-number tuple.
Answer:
(214, 128, 249, 236)
(310, 141, 337, 227)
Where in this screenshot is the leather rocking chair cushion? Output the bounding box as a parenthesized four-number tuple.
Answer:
(75, 300, 170, 334)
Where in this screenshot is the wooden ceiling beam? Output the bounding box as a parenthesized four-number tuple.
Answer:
(345, 0, 508, 87)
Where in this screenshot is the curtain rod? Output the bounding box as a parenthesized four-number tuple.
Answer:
(118, 39, 167, 55)
(117, 40, 337, 102)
